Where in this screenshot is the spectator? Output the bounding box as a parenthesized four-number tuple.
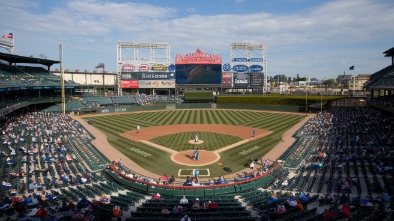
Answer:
(2, 179, 12, 189)
(177, 205, 183, 213)
(180, 196, 188, 204)
(68, 201, 76, 211)
(161, 207, 169, 214)
(118, 158, 123, 170)
(35, 206, 48, 220)
(208, 201, 218, 211)
(77, 196, 91, 209)
(216, 176, 223, 184)
(250, 161, 255, 169)
(184, 176, 192, 186)
(181, 214, 191, 221)
(41, 191, 48, 202)
(172, 205, 178, 214)
(169, 175, 175, 185)
(152, 193, 161, 200)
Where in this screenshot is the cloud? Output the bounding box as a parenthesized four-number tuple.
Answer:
(0, 0, 393, 77)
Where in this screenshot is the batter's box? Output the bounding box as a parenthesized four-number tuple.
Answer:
(178, 169, 210, 177)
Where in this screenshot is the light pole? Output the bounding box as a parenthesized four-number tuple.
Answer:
(305, 87, 308, 116)
(320, 92, 323, 112)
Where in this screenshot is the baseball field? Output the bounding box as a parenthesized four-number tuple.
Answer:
(86, 109, 304, 179)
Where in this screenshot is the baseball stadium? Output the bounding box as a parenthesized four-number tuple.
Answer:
(0, 38, 393, 221)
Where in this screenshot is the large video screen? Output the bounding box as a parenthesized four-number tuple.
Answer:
(176, 64, 222, 84)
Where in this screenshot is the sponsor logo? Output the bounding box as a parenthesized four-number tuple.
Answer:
(139, 81, 151, 86)
(140, 73, 169, 79)
(162, 81, 175, 85)
(127, 147, 152, 157)
(101, 109, 110, 113)
(115, 108, 126, 112)
(239, 146, 262, 155)
(249, 65, 263, 72)
(222, 63, 231, 72)
(138, 64, 149, 71)
(121, 64, 135, 71)
(121, 80, 138, 88)
(233, 58, 248, 62)
(233, 65, 249, 72)
(235, 79, 248, 84)
(121, 73, 132, 79)
(250, 58, 263, 62)
(151, 64, 167, 71)
(168, 64, 175, 71)
(139, 80, 175, 87)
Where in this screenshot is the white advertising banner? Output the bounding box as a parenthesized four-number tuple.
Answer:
(138, 80, 175, 88)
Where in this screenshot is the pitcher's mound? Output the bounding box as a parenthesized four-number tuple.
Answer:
(171, 150, 220, 166)
(188, 140, 204, 144)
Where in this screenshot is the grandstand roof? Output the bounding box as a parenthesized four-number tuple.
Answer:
(383, 47, 394, 57)
(0, 52, 60, 66)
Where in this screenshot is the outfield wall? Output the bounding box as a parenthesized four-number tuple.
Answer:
(88, 103, 304, 114)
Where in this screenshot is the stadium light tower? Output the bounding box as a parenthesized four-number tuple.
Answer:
(95, 63, 105, 96)
(59, 44, 65, 114)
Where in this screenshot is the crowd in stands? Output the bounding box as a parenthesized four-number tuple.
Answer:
(1, 94, 394, 220)
(368, 95, 394, 113)
(257, 106, 394, 220)
(0, 111, 140, 220)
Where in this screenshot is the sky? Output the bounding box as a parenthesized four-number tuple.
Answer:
(0, 0, 393, 79)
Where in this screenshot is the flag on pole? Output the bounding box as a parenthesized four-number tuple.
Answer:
(95, 63, 105, 68)
(349, 66, 354, 70)
(1, 33, 13, 39)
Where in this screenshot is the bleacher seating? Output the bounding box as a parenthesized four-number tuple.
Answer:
(0, 63, 79, 88)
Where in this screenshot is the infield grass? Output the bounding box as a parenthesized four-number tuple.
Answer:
(87, 109, 304, 178)
(150, 132, 242, 151)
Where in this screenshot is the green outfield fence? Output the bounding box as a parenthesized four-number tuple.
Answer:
(86, 103, 304, 114)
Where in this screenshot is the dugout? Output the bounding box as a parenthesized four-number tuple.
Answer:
(183, 90, 214, 103)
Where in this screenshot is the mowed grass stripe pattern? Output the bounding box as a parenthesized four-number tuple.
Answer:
(150, 132, 242, 151)
(87, 110, 304, 177)
(89, 110, 302, 131)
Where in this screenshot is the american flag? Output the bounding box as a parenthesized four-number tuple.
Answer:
(1, 33, 13, 39)
(95, 63, 105, 68)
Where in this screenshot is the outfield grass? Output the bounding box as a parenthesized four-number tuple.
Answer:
(87, 109, 304, 178)
(150, 132, 242, 151)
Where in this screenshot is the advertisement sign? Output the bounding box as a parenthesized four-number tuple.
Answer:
(222, 63, 231, 72)
(222, 72, 232, 87)
(151, 64, 168, 71)
(168, 64, 175, 71)
(121, 72, 138, 80)
(250, 58, 263, 62)
(121, 72, 174, 80)
(233, 73, 249, 87)
(121, 64, 135, 71)
(121, 80, 139, 88)
(139, 80, 175, 88)
(249, 65, 263, 72)
(138, 64, 150, 71)
(233, 65, 249, 72)
(140, 72, 174, 80)
(233, 58, 247, 62)
(250, 72, 264, 86)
